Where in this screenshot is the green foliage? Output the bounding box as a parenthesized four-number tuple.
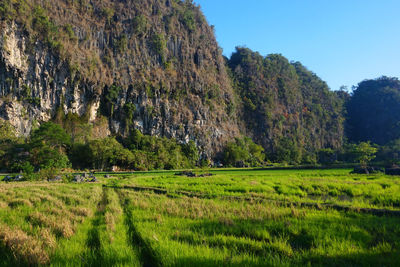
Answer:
(105, 84, 122, 104)
(21, 84, 31, 98)
(376, 139, 400, 166)
(181, 140, 199, 166)
(32, 6, 62, 51)
(20, 161, 36, 180)
(62, 112, 92, 143)
(0, 119, 17, 141)
(347, 76, 400, 145)
(68, 143, 92, 169)
(151, 33, 166, 63)
(123, 103, 136, 130)
(28, 122, 71, 170)
(104, 84, 122, 117)
(101, 7, 114, 24)
(181, 7, 196, 31)
(0, 120, 200, 172)
(354, 142, 378, 167)
(64, 24, 77, 42)
(27, 97, 41, 106)
(30, 144, 71, 170)
(302, 150, 317, 165)
(318, 148, 336, 164)
(30, 122, 71, 151)
(225, 101, 235, 117)
(115, 34, 128, 53)
(274, 137, 302, 164)
(132, 15, 148, 36)
(222, 137, 265, 167)
(36, 167, 59, 180)
(0, 0, 17, 21)
(125, 129, 198, 170)
(0, 120, 18, 170)
(88, 137, 134, 170)
(228, 47, 345, 164)
(21, 84, 41, 105)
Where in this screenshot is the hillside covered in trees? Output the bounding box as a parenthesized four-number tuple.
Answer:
(0, 0, 398, 171)
(227, 48, 345, 164)
(346, 77, 400, 145)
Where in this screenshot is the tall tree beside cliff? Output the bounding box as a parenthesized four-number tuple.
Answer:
(347, 76, 400, 145)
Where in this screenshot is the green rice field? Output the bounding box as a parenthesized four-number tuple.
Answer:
(0, 168, 399, 266)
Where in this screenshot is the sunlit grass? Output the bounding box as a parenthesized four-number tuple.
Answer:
(0, 168, 399, 265)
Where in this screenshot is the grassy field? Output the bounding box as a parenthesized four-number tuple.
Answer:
(0, 168, 399, 266)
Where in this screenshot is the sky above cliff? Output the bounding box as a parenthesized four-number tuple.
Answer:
(195, 0, 400, 91)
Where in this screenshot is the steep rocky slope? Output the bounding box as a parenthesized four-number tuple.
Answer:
(0, 0, 346, 161)
(0, 0, 239, 156)
(228, 48, 345, 162)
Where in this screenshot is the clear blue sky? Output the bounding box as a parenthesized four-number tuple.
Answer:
(195, 0, 400, 91)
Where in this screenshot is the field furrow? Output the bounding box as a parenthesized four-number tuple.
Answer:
(0, 169, 400, 266)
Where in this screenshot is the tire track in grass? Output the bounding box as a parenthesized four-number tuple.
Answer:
(83, 186, 108, 265)
(116, 189, 161, 267)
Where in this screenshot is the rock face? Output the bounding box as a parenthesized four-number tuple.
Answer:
(0, 0, 239, 157)
(0, 0, 345, 160)
(228, 48, 345, 161)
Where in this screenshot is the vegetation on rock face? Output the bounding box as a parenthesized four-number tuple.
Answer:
(0, 120, 19, 171)
(346, 76, 400, 145)
(0, 0, 399, 168)
(0, 0, 239, 157)
(228, 47, 345, 164)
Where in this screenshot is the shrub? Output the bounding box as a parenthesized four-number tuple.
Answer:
(151, 33, 166, 63)
(181, 8, 196, 31)
(132, 15, 148, 36)
(101, 7, 114, 24)
(274, 138, 302, 164)
(223, 137, 265, 167)
(115, 34, 128, 53)
(103, 84, 122, 117)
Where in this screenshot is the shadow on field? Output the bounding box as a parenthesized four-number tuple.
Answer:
(168, 249, 400, 267)
(303, 247, 400, 267)
(170, 256, 272, 267)
(173, 219, 314, 259)
(117, 191, 161, 267)
(80, 187, 108, 266)
(172, 212, 400, 266)
(0, 244, 22, 267)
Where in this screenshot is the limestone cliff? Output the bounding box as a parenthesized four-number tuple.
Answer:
(0, 0, 239, 156)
